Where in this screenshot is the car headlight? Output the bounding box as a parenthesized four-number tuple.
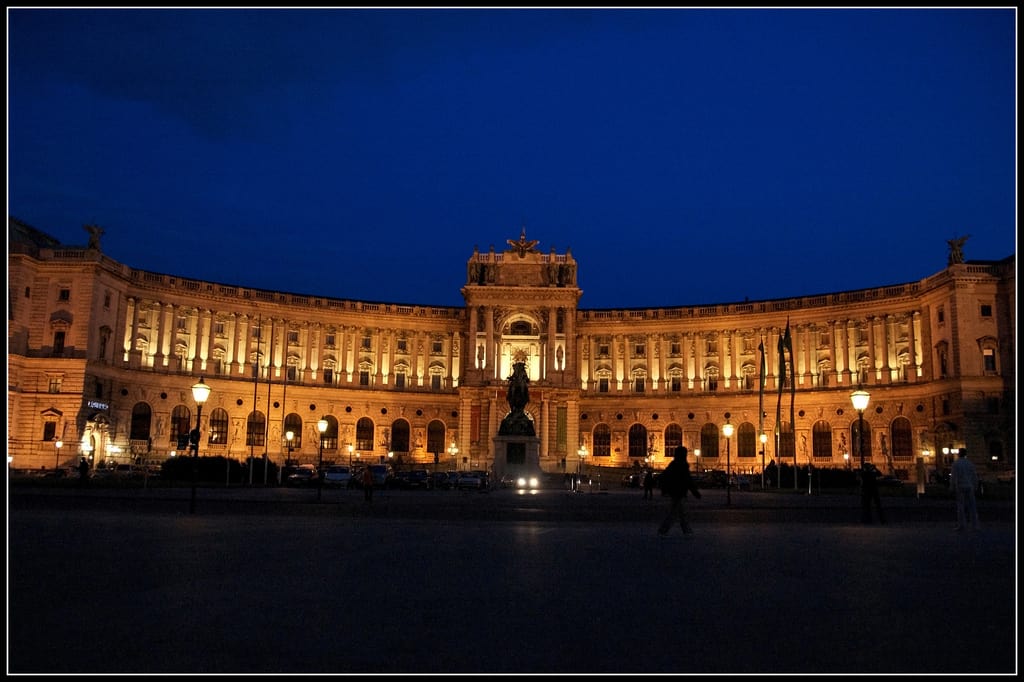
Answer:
(528, 477, 539, 489)
(516, 477, 526, 488)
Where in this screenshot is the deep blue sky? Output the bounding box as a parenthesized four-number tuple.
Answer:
(8, 8, 1017, 309)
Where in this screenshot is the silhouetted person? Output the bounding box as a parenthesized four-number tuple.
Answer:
(78, 457, 90, 486)
(642, 470, 655, 500)
(658, 446, 701, 535)
(950, 449, 980, 531)
(362, 466, 374, 502)
(860, 463, 885, 524)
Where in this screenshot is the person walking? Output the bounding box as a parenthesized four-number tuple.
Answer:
(658, 446, 701, 535)
(950, 449, 980, 531)
(361, 466, 374, 503)
(642, 469, 655, 500)
(77, 457, 90, 486)
(860, 463, 886, 524)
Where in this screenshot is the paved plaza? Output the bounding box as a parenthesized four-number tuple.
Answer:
(7, 484, 1017, 675)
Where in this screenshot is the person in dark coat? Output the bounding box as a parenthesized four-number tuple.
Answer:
(658, 446, 702, 535)
(77, 457, 90, 485)
(642, 469, 655, 500)
(860, 463, 886, 524)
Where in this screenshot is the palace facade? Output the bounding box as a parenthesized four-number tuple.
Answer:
(7, 217, 1016, 480)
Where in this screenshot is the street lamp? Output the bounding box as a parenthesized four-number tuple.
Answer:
(759, 432, 768, 490)
(577, 444, 588, 492)
(722, 420, 735, 506)
(348, 443, 354, 467)
(694, 448, 701, 475)
(189, 377, 211, 515)
(317, 417, 328, 502)
(54, 439, 63, 474)
(285, 430, 294, 467)
(448, 441, 459, 471)
(851, 388, 870, 468)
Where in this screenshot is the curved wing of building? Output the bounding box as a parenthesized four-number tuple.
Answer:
(8, 217, 1015, 482)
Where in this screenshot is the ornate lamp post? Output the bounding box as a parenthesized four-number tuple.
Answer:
(54, 439, 63, 474)
(722, 420, 735, 506)
(694, 448, 701, 475)
(189, 377, 211, 515)
(577, 444, 588, 492)
(348, 443, 354, 467)
(851, 389, 871, 468)
(317, 417, 328, 502)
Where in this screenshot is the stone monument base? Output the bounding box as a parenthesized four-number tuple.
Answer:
(491, 435, 541, 481)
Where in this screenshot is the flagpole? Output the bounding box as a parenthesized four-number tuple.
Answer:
(264, 318, 274, 486)
(789, 321, 797, 491)
(776, 323, 786, 490)
(249, 314, 261, 486)
(758, 336, 766, 490)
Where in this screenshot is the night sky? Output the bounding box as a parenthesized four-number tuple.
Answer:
(7, 8, 1017, 309)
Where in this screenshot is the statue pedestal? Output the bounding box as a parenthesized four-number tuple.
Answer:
(492, 434, 541, 481)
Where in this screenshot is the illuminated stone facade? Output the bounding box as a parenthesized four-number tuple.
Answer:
(8, 217, 1016, 480)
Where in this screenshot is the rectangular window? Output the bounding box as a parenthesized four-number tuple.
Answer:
(53, 331, 65, 356)
(362, 336, 372, 350)
(707, 377, 718, 392)
(941, 398, 950, 416)
(58, 288, 70, 301)
(24, 287, 30, 298)
(598, 344, 609, 356)
(103, 292, 111, 308)
(252, 326, 261, 339)
(176, 316, 187, 331)
(706, 340, 718, 355)
(214, 321, 225, 336)
(937, 306, 945, 323)
(980, 304, 992, 317)
(432, 340, 443, 354)
(431, 374, 441, 391)
(634, 377, 645, 392)
(397, 339, 408, 352)
(288, 331, 299, 345)
(325, 334, 335, 347)
(43, 422, 57, 442)
(671, 376, 682, 392)
(286, 366, 297, 382)
(395, 373, 406, 389)
(360, 371, 370, 386)
(670, 342, 681, 355)
(983, 348, 996, 372)
(48, 377, 61, 393)
(598, 378, 609, 393)
(634, 344, 645, 356)
(323, 368, 334, 385)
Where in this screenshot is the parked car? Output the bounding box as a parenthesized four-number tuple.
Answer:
(397, 469, 433, 490)
(512, 473, 540, 491)
(431, 471, 452, 489)
(457, 470, 487, 490)
(286, 464, 318, 486)
(368, 464, 394, 488)
(731, 474, 752, 491)
(322, 465, 352, 488)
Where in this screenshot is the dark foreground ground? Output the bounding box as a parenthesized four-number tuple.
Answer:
(7, 483, 1018, 675)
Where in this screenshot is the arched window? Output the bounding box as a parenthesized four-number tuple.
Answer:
(246, 411, 266, 447)
(851, 420, 873, 463)
(426, 420, 446, 457)
(208, 408, 228, 446)
(812, 420, 833, 460)
(130, 402, 152, 441)
(737, 422, 756, 458)
(170, 405, 191, 445)
(663, 423, 683, 454)
(628, 423, 648, 458)
(593, 424, 611, 457)
(356, 417, 375, 452)
(777, 421, 795, 461)
(891, 417, 913, 461)
(700, 423, 719, 459)
(391, 419, 411, 454)
(321, 415, 338, 451)
(283, 413, 303, 450)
